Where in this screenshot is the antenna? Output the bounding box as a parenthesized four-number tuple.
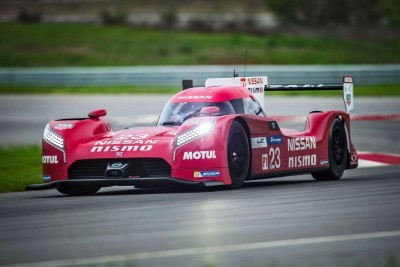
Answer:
(244, 50, 248, 77)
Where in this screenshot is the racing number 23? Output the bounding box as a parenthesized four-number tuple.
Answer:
(262, 148, 281, 170)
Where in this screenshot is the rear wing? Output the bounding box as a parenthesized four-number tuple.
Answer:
(266, 76, 354, 113)
(205, 76, 354, 114)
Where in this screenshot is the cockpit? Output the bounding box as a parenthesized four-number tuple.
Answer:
(157, 97, 265, 126)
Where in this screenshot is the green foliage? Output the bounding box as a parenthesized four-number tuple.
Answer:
(100, 10, 127, 25)
(0, 146, 42, 193)
(263, 0, 400, 26)
(17, 9, 41, 23)
(161, 11, 178, 29)
(379, 0, 400, 25)
(0, 23, 399, 67)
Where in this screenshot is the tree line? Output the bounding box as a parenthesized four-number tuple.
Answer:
(263, 0, 400, 27)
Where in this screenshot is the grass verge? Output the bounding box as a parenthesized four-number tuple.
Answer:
(1, 22, 399, 66)
(0, 146, 42, 193)
(0, 84, 399, 96)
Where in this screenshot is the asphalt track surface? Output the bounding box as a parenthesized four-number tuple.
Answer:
(1, 166, 400, 267)
(0, 95, 399, 267)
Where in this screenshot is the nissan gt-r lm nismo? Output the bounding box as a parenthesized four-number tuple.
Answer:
(27, 76, 358, 195)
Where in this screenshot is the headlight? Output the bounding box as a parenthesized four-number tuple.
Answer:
(176, 121, 215, 148)
(43, 124, 64, 150)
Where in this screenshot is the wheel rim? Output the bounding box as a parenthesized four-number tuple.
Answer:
(228, 132, 247, 179)
(332, 127, 345, 165)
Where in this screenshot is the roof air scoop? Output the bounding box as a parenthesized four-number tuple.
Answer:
(88, 109, 107, 118)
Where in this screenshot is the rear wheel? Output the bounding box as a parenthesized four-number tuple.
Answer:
(312, 118, 348, 181)
(57, 185, 101, 196)
(227, 121, 250, 189)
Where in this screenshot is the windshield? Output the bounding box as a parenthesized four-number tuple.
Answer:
(157, 101, 235, 126)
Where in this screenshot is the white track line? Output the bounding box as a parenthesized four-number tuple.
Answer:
(7, 230, 400, 267)
(358, 159, 388, 168)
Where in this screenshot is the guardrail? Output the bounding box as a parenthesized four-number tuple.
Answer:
(0, 65, 399, 86)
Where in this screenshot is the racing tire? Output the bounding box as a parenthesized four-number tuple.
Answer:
(227, 121, 250, 189)
(312, 118, 348, 181)
(57, 185, 101, 196)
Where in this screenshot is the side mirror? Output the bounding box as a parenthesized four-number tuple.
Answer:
(182, 80, 193, 90)
(88, 109, 107, 118)
(200, 106, 220, 116)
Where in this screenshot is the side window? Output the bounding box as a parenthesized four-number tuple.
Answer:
(244, 97, 266, 116)
(230, 99, 245, 114)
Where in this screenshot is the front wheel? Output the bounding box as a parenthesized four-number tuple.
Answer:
(312, 118, 348, 181)
(227, 121, 250, 189)
(57, 185, 101, 196)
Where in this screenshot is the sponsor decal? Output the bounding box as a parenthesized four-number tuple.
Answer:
(268, 147, 281, 169)
(344, 76, 353, 83)
(54, 123, 74, 130)
(247, 77, 264, 84)
(111, 162, 123, 168)
(177, 96, 212, 100)
(183, 150, 216, 160)
(262, 154, 268, 170)
(346, 94, 351, 105)
(194, 170, 220, 178)
(172, 149, 177, 161)
(240, 78, 265, 94)
(251, 137, 268, 148)
(42, 155, 58, 164)
(351, 155, 358, 161)
(240, 77, 264, 86)
(267, 135, 283, 145)
(288, 154, 317, 168)
(107, 162, 128, 170)
(93, 139, 157, 145)
(116, 152, 123, 157)
(320, 160, 329, 166)
(43, 175, 51, 181)
(262, 148, 281, 171)
(268, 121, 280, 130)
(288, 137, 316, 151)
(247, 87, 264, 94)
(91, 134, 156, 152)
(91, 145, 153, 153)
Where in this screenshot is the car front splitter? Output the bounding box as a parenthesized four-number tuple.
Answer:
(26, 177, 225, 190)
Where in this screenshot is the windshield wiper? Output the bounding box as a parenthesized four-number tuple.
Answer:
(182, 106, 210, 122)
(162, 121, 179, 126)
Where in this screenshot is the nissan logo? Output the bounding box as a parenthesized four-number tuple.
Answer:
(111, 162, 123, 168)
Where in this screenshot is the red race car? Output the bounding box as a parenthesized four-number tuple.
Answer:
(27, 76, 358, 195)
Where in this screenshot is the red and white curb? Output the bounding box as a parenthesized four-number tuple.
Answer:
(357, 152, 400, 168)
(351, 114, 400, 121)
